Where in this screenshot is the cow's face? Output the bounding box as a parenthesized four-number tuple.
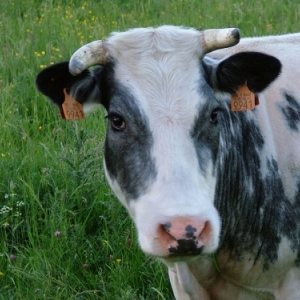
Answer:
(36, 26, 281, 261)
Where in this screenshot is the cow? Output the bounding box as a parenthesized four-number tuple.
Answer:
(35, 26, 300, 299)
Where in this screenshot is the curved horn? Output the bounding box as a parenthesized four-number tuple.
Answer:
(201, 28, 240, 54)
(69, 40, 108, 75)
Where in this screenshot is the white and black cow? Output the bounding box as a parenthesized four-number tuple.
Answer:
(36, 26, 300, 299)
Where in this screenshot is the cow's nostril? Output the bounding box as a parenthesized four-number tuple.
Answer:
(162, 222, 172, 232)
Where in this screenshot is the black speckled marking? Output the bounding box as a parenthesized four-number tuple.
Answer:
(280, 92, 300, 132)
(214, 105, 300, 270)
(290, 181, 300, 266)
(185, 225, 197, 239)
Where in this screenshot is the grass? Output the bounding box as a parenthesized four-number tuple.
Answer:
(0, 0, 300, 299)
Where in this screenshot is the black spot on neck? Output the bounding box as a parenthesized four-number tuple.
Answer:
(280, 92, 300, 132)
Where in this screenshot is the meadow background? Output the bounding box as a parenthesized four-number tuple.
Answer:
(1, 0, 300, 299)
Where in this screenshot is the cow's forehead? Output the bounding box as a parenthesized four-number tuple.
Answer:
(106, 26, 204, 61)
(103, 27, 219, 204)
(106, 26, 211, 127)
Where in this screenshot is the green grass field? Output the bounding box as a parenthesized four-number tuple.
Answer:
(1, 0, 300, 299)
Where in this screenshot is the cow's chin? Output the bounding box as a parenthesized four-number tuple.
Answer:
(143, 245, 218, 265)
(159, 254, 202, 264)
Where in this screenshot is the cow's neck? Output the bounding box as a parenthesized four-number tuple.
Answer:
(214, 108, 300, 269)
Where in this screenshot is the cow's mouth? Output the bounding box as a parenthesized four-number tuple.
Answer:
(168, 240, 204, 257)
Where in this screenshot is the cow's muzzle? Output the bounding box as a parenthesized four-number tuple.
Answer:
(157, 218, 212, 257)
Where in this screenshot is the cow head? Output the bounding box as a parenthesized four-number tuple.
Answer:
(36, 26, 281, 262)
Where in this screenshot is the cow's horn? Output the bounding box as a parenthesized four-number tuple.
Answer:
(69, 40, 108, 75)
(201, 28, 240, 54)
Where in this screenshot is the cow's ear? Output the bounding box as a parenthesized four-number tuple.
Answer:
(203, 52, 282, 94)
(36, 62, 90, 106)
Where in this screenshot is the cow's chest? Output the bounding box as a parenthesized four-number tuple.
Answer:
(172, 250, 300, 300)
(203, 267, 300, 300)
(186, 256, 274, 299)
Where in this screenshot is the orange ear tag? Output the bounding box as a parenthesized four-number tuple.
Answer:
(231, 83, 256, 112)
(61, 88, 85, 120)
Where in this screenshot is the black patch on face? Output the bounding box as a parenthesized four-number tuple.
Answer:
(279, 92, 300, 132)
(104, 82, 157, 201)
(191, 85, 220, 174)
(214, 106, 300, 269)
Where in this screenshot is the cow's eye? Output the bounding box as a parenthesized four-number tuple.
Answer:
(107, 113, 126, 131)
(210, 109, 219, 124)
